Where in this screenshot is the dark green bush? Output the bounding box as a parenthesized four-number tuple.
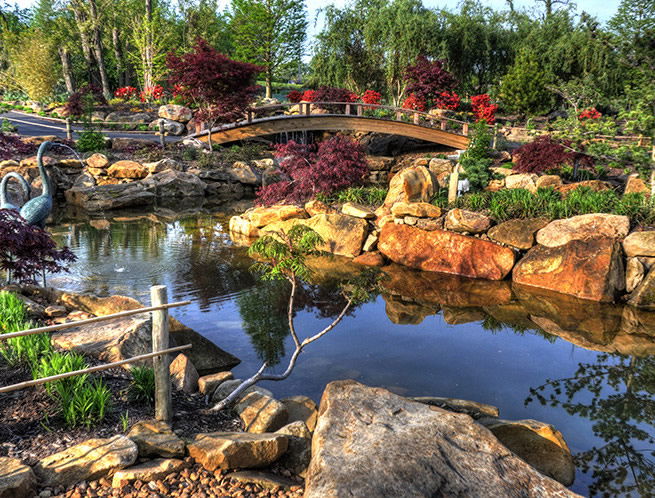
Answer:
(76, 128, 107, 152)
(459, 121, 493, 191)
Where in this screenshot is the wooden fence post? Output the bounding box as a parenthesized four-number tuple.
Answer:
(492, 123, 499, 149)
(448, 168, 459, 205)
(65, 118, 72, 140)
(462, 123, 469, 136)
(151, 285, 172, 423)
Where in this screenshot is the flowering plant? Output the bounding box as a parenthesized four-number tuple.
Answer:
(114, 86, 138, 100)
(579, 107, 602, 120)
(401, 93, 426, 112)
(435, 91, 460, 110)
(287, 90, 304, 103)
(301, 90, 318, 102)
(471, 94, 498, 124)
(361, 90, 382, 106)
(140, 85, 165, 102)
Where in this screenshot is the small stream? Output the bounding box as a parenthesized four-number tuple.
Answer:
(48, 207, 655, 497)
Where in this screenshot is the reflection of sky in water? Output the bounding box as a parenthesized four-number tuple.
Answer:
(49, 213, 655, 496)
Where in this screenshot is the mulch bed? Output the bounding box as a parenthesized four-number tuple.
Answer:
(0, 361, 241, 466)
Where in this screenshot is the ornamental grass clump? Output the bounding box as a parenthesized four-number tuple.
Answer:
(128, 365, 155, 405)
(0, 291, 51, 368)
(256, 136, 368, 206)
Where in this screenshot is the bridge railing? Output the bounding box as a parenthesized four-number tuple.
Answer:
(239, 101, 473, 137)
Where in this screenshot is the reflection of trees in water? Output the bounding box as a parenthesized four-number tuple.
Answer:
(480, 315, 558, 343)
(236, 278, 361, 366)
(526, 354, 655, 497)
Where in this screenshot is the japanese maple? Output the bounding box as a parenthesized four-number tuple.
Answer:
(471, 94, 498, 124)
(256, 136, 368, 205)
(513, 135, 594, 174)
(401, 93, 426, 112)
(361, 90, 382, 106)
(404, 56, 457, 108)
(0, 134, 35, 160)
(286, 90, 304, 103)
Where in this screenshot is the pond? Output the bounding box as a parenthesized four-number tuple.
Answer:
(48, 207, 655, 497)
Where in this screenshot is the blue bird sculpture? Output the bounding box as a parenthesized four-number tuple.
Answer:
(19, 141, 53, 228)
(0, 172, 31, 211)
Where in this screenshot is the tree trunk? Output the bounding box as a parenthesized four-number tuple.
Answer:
(112, 27, 126, 87)
(265, 70, 272, 99)
(88, 0, 112, 101)
(58, 47, 75, 94)
(70, 1, 97, 85)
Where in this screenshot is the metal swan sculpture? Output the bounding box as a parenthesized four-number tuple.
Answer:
(0, 172, 31, 211)
(19, 141, 53, 228)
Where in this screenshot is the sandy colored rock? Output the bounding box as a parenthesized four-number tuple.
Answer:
(144, 158, 183, 174)
(536, 213, 630, 247)
(479, 418, 575, 487)
(391, 202, 441, 218)
(341, 202, 375, 219)
(628, 268, 655, 310)
(0, 457, 35, 498)
(626, 257, 646, 293)
(85, 153, 110, 169)
(158, 104, 193, 123)
(490, 166, 514, 177)
(127, 420, 186, 458)
(212, 379, 273, 403)
(112, 458, 185, 488)
(275, 421, 312, 476)
(411, 396, 499, 419)
(234, 391, 288, 433)
(281, 396, 319, 432)
(198, 371, 233, 395)
(362, 232, 379, 251)
(107, 160, 148, 179)
(244, 205, 307, 228)
(513, 238, 625, 302)
(229, 215, 260, 238)
(263, 214, 369, 258)
(623, 230, 655, 257)
(304, 380, 579, 498)
(187, 432, 288, 471)
(34, 435, 138, 488)
(536, 175, 562, 188)
(169, 353, 199, 393)
(428, 158, 453, 187)
(555, 180, 612, 196)
(624, 175, 650, 195)
(505, 173, 538, 193)
(226, 471, 297, 490)
(304, 199, 335, 216)
(445, 209, 492, 233)
(376, 166, 434, 216)
(379, 225, 515, 280)
(488, 218, 550, 250)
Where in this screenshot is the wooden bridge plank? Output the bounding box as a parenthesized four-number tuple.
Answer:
(195, 115, 470, 149)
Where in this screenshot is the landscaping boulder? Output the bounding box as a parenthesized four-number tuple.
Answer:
(391, 202, 441, 218)
(304, 380, 578, 498)
(187, 433, 288, 471)
(626, 257, 646, 293)
(536, 175, 563, 189)
(127, 420, 186, 458)
(513, 238, 625, 302)
(275, 421, 312, 476)
(488, 218, 550, 250)
(555, 180, 612, 196)
(212, 379, 273, 404)
(304, 199, 336, 216)
(148, 118, 186, 135)
(376, 166, 434, 216)
(628, 269, 655, 310)
(234, 391, 289, 433)
(51, 315, 151, 366)
(281, 395, 319, 432)
(228, 215, 260, 238)
(107, 160, 149, 179)
(34, 435, 138, 488)
(428, 158, 453, 187)
(536, 213, 630, 247)
(142, 170, 206, 198)
(379, 225, 515, 280)
(169, 353, 199, 393)
(86, 153, 110, 169)
(226, 161, 262, 185)
(623, 230, 655, 257)
(159, 104, 193, 123)
(112, 458, 185, 488)
(624, 175, 650, 195)
(243, 205, 307, 228)
(65, 182, 156, 211)
(505, 173, 538, 193)
(0, 457, 35, 498)
(410, 396, 499, 420)
(341, 202, 375, 219)
(198, 371, 233, 395)
(478, 418, 575, 487)
(445, 208, 492, 233)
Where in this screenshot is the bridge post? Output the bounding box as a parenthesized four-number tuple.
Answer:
(247, 110, 253, 123)
(413, 113, 420, 125)
(396, 110, 402, 121)
(345, 104, 351, 115)
(440, 120, 447, 131)
(357, 104, 363, 116)
(462, 123, 469, 136)
(304, 103, 311, 116)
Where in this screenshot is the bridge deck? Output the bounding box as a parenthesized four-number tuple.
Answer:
(193, 113, 471, 149)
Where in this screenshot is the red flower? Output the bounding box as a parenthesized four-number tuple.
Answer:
(361, 90, 382, 105)
(579, 107, 601, 120)
(435, 91, 460, 110)
(114, 86, 138, 99)
(301, 90, 318, 102)
(471, 94, 497, 124)
(401, 93, 426, 112)
(140, 85, 165, 102)
(287, 90, 304, 103)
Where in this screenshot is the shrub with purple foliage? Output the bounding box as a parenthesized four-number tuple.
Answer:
(514, 135, 594, 174)
(257, 136, 368, 205)
(0, 133, 36, 160)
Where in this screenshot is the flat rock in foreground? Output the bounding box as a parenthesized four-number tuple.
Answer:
(304, 380, 579, 498)
(0, 457, 35, 498)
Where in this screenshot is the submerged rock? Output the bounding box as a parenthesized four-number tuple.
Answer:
(304, 380, 578, 498)
(379, 225, 515, 280)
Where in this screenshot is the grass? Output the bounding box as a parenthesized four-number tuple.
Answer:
(0, 291, 51, 367)
(128, 366, 155, 405)
(319, 186, 389, 207)
(435, 187, 655, 225)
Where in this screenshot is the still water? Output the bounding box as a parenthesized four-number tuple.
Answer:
(48, 208, 655, 497)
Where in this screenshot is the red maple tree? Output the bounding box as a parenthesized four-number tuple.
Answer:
(404, 56, 456, 108)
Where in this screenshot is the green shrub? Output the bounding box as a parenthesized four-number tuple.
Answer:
(319, 186, 388, 207)
(1, 118, 17, 133)
(76, 129, 107, 152)
(128, 366, 155, 405)
(459, 121, 493, 191)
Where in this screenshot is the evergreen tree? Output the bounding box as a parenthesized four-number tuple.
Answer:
(500, 49, 553, 115)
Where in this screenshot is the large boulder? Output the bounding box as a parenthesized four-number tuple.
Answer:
(488, 218, 550, 250)
(158, 104, 193, 123)
(628, 268, 655, 310)
(107, 160, 149, 179)
(536, 214, 630, 247)
(478, 418, 575, 487)
(376, 166, 434, 216)
(127, 420, 186, 458)
(623, 231, 655, 257)
(148, 118, 186, 136)
(34, 435, 138, 488)
(445, 209, 492, 234)
(234, 391, 288, 433)
(142, 170, 207, 198)
(242, 205, 307, 228)
(379, 224, 515, 280)
(200, 162, 262, 185)
(86, 153, 109, 169)
(624, 175, 650, 195)
(505, 173, 538, 193)
(0, 457, 35, 498)
(304, 380, 578, 498)
(228, 215, 260, 238)
(390, 202, 441, 218)
(187, 432, 288, 471)
(144, 158, 183, 174)
(263, 214, 369, 258)
(65, 183, 155, 212)
(51, 316, 151, 366)
(513, 238, 625, 302)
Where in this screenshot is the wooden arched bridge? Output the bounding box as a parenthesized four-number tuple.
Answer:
(190, 102, 473, 149)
